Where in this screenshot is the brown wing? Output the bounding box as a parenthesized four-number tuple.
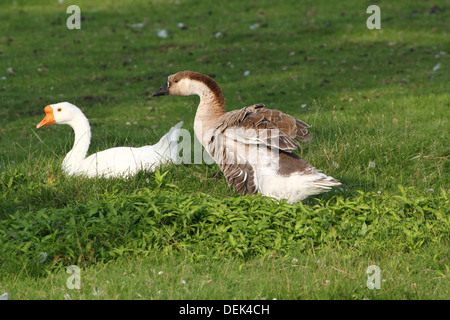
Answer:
(207, 104, 311, 195)
(207, 134, 258, 195)
(248, 104, 312, 143)
(221, 161, 258, 195)
(215, 104, 311, 153)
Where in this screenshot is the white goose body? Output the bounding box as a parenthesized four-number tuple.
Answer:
(37, 102, 183, 178)
(153, 71, 341, 203)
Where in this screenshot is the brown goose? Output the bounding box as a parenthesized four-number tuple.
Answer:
(152, 71, 341, 203)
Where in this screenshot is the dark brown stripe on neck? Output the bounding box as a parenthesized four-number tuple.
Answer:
(182, 71, 225, 106)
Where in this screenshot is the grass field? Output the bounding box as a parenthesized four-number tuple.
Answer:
(0, 0, 448, 300)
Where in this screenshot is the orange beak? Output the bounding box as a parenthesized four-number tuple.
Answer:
(36, 105, 56, 128)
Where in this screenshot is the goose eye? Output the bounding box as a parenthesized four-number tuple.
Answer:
(57, 108, 62, 112)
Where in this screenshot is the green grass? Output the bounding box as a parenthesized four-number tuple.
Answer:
(3, 243, 447, 300)
(0, 0, 449, 300)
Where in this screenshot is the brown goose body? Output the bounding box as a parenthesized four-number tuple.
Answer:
(153, 71, 341, 203)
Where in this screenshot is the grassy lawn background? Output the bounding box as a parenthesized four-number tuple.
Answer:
(0, 0, 448, 300)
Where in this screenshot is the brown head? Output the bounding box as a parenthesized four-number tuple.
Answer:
(152, 71, 225, 105)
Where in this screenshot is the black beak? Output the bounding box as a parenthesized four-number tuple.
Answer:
(152, 82, 169, 97)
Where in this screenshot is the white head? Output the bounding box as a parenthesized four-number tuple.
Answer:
(36, 102, 84, 128)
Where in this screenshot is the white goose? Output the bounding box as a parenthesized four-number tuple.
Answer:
(152, 71, 341, 203)
(36, 102, 183, 178)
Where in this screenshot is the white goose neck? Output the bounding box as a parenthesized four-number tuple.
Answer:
(62, 113, 91, 174)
